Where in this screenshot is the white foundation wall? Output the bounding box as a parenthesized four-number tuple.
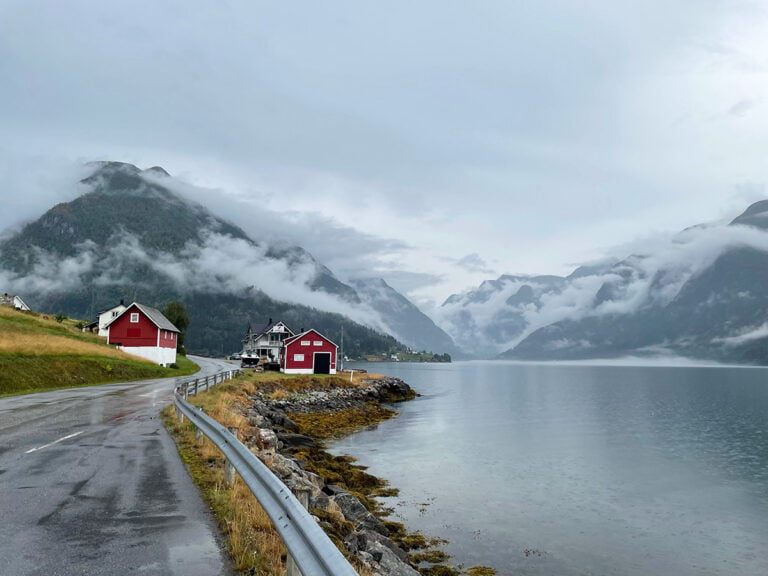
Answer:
(118, 345, 177, 366)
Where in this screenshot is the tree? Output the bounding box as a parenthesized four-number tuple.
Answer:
(162, 301, 189, 355)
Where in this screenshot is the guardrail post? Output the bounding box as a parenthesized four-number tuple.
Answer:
(194, 408, 205, 444)
(194, 379, 199, 396)
(286, 486, 311, 576)
(175, 404, 184, 423)
(224, 426, 239, 487)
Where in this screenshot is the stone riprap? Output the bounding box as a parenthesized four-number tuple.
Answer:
(242, 377, 421, 576)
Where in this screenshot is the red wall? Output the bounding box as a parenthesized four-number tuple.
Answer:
(158, 328, 177, 349)
(283, 330, 337, 371)
(108, 307, 159, 347)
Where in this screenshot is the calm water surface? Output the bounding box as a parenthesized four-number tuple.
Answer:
(330, 361, 768, 575)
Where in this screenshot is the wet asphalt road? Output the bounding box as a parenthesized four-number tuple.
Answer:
(0, 356, 236, 576)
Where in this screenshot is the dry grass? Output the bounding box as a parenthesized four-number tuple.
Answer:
(164, 372, 394, 575)
(163, 403, 286, 575)
(0, 331, 148, 360)
(0, 305, 151, 362)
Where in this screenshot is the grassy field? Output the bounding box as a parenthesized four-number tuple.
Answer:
(0, 305, 198, 397)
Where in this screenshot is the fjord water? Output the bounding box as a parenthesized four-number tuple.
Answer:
(332, 361, 768, 575)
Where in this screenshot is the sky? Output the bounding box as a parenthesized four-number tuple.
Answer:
(1, 0, 768, 312)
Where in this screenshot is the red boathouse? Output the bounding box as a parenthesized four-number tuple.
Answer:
(280, 329, 338, 374)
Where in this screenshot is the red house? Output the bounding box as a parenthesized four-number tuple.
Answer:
(280, 329, 338, 375)
(105, 302, 180, 366)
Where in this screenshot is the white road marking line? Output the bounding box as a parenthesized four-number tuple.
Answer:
(25, 431, 84, 454)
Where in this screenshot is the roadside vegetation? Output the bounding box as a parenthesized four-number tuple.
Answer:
(0, 305, 198, 396)
(164, 370, 496, 576)
(163, 372, 381, 575)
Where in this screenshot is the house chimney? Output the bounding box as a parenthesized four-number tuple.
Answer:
(268, 317, 273, 325)
(120, 299, 124, 306)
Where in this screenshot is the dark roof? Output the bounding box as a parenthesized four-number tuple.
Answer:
(243, 319, 294, 342)
(104, 302, 180, 332)
(96, 301, 126, 315)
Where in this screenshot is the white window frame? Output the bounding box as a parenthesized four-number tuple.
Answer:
(301, 340, 310, 346)
(313, 340, 323, 346)
(293, 353, 305, 362)
(130, 313, 139, 323)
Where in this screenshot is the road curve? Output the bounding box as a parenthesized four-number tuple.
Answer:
(0, 356, 236, 576)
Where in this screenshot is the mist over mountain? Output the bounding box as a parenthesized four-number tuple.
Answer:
(0, 162, 454, 357)
(438, 201, 768, 364)
(349, 277, 461, 358)
(6, 160, 766, 364)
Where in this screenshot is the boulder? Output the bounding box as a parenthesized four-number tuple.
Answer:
(276, 432, 315, 449)
(270, 453, 304, 479)
(346, 530, 409, 563)
(331, 490, 388, 535)
(358, 542, 420, 576)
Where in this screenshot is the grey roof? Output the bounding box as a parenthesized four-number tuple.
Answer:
(103, 302, 180, 332)
(134, 303, 180, 332)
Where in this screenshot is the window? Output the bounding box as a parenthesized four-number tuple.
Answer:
(301, 340, 310, 346)
(313, 340, 323, 346)
(112, 311, 119, 317)
(130, 313, 139, 323)
(293, 354, 304, 362)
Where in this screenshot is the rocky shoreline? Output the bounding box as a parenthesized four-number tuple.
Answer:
(241, 376, 428, 576)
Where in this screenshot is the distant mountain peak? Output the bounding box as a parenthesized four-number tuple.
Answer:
(144, 166, 171, 177)
(79, 161, 168, 199)
(730, 199, 768, 229)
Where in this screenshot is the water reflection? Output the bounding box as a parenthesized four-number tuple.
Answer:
(333, 362, 768, 575)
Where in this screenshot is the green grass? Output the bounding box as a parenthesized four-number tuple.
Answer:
(0, 353, 199, 397)
(0, 306, 199, 397)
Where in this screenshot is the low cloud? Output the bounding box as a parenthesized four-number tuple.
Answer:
(712, 323, 768, 347)
(455, 253, 495, 274)
(728, 99, 756, 118)
(1, 223, 390, 332)
(436, 217, 768, 355)
(147, 172, 412, 285)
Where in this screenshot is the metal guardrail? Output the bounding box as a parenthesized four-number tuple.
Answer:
(176, 370, 240, 397)
(173, 370, 358, 576)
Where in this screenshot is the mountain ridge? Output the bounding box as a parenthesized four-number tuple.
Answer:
(437, 199, 768, 364)
(0, 162, 456, 357)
